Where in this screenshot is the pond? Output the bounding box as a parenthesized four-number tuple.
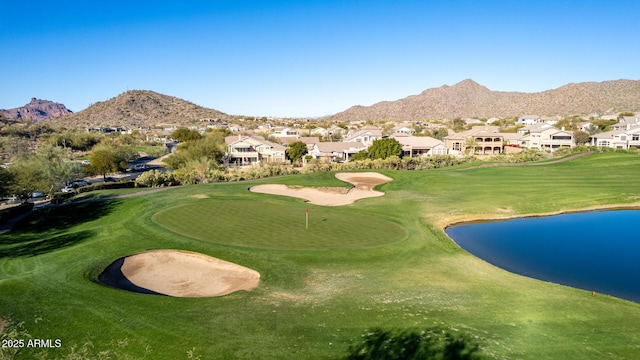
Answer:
(445, 209, 640, 303)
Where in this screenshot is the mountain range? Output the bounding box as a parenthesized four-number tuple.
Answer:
(330, 79, 640, 121)
(4, 79, 639, 128)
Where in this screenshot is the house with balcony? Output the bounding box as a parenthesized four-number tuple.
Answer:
(224, 135, 287, 166)
(522, 126, 573, 151)
(443, 126, 505, 155)
(271, 127, 303, 139)
(590, 127, 640, 149)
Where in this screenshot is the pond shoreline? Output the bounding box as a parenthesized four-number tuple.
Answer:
(445, 208, 640, 303)
(439, 202, 640, 231)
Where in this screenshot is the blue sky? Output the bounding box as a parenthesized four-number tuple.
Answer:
(1, 0, 639, 118)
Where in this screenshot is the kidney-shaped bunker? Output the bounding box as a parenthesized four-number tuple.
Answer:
(99, 250, 260, 297)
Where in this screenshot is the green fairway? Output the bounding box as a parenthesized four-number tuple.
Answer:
(1, 152, 640, 359)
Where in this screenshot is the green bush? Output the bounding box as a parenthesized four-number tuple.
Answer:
(76, 180, 135, 193)
(50, 191, 76, 205)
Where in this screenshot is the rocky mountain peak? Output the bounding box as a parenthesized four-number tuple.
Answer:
(1, 98, 73, 121)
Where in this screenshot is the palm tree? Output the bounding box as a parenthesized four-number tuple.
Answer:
(463, 137, 480, 155)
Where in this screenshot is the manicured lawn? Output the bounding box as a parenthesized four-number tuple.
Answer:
(1, 152, 640, 359)
(153, 199, 407, 250)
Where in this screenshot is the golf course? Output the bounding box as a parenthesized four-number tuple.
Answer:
(1, 152, 640, 359)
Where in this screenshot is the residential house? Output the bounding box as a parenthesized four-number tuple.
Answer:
(523, 125, 574, 151)
(327, 125, 345, 136)
(310, 127, 328, 138)
(516, 115, 540, 126)
(501, 133, 527, 152)
(539, 116, 560, 125)
(611, 117, 640, 131)
(280, 136, 320, 152)
(308, 141, 368, 162)
(344, 127, 383, 147)
(517, 123, 553, 135)
(464, 118, 484, 126)
(224, 135, 287, 166)
(391, 134, 448, 157)
(227, 124, 243, 132)
(577, 122, 598, 133)
(271, 127, 302, 139)
(144, 129, 173, 143)
(393, 123, 415, 135)
(443, 126, 505, 155)
(590, 127, 640, 149)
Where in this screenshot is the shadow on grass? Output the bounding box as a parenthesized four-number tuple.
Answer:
(0, 200, 120, 259)
(0, 230, 94, 258)
(344, 327, 484, 360)
(11, 199, 122, 233)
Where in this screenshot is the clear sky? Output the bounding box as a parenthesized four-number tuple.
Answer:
(2, 0, 639, 118)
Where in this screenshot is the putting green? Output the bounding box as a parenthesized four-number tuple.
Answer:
(152, 199, 407, 250)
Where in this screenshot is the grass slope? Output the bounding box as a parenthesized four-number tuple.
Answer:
(1, 152, 640, 359)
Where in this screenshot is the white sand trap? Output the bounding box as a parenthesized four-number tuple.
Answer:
(250, 172, 393, 206)
(119, 250, 260, 297)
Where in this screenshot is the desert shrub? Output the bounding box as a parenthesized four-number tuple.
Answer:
(488, 149, 547, 163)
(144, 146, 169, 158)
(135, 170, 178, 188)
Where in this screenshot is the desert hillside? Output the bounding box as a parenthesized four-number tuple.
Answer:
(330, 79, 640, 121)
(50, 90, 232, 128)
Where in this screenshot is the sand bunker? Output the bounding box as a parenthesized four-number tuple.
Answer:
(250, 172, 393, 206)
(99, 250, 260, 297)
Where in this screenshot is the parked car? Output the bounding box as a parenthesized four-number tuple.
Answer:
(61, 185, 74, 193)
(31, 192, 44, 198)
(103, 177, 118, 182)
(72, 179, 91, 188)
(131, 164, 149, 171)
(80, 160, 90, 165)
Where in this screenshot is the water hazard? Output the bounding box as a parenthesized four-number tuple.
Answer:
(445, 210, 640, 303)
